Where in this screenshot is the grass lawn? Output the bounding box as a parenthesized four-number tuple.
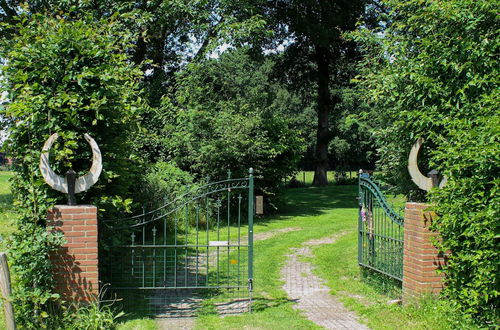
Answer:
(289, 170, 358, 186)
(0, 171, 16, 251)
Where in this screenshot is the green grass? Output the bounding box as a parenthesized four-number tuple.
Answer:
(0, 171, 15, 330)
(307, 224, 479, 329)
(289, 170, 358, 185)
(117, 318, 157, 330)
(0, 171, 16, 251)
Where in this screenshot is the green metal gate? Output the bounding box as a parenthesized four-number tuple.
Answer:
(101, 169, 254, 316)
(358, 172, 404, 281)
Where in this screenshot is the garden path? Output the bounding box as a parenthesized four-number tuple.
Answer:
(281, 233, 369, 330)
(156, 229, 369, 330)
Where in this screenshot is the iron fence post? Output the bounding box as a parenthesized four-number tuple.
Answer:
(247, 168, 254, 311)
(358, 169, 363, 265)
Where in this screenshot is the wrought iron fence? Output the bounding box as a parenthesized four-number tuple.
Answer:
(100, 169, 254, 317)
(358, 172, 404, 281)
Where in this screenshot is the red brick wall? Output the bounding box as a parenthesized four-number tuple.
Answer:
(403, 202, 447, 299)
(47, 205, 99, 304)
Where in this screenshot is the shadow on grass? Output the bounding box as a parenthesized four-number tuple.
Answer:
(0, 193, 13, 210)
(251, 296, 295, 313)
(197, 296, 297, 316)
(253, 185, 358, 230)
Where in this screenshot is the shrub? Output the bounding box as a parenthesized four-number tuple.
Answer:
(137, 162, 195, 210)
(62, 300, 124, 330)
(353, 0, 499, 324)
(0, 11, 142, 327)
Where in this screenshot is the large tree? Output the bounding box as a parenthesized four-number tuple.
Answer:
(266, 0, 367, 185)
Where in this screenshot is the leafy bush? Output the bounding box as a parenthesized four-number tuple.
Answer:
(62, 300, 124, 330)
(137, 162, 195, 210)
(353, 0, 499, 324)
(0, 11, 142, 327)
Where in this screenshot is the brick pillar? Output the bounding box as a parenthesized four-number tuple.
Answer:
(47, 205, 99, 304)
(403, 203, 446, 300)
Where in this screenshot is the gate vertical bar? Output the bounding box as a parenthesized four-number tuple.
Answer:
(195, 202, 200, 287)
(152, 226, 156, 288)
(227, 170, 232, 286)
(358, 170, 363, 265)
(163, 216, 166, 286)
(185, 201, 189, 287)
(247, 168, 254, 312)
(216, 198, 220, 287)
(237, 194, 242, 289)
(205, 195, 209, 286)
(142, 208, 145, 288)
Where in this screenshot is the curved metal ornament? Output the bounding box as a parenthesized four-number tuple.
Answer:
(408, 138, 446, 191)
(39, 133, 102, 194)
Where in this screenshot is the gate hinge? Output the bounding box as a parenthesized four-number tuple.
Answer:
(248, 278, 253, 291)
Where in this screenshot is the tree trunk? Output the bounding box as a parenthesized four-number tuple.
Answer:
(132, 34, 147, 65)
(312, 45, 331, 186)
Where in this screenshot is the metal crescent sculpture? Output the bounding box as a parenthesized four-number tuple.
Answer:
(39, 133, 102, 195)
(408, 138, 446, 191)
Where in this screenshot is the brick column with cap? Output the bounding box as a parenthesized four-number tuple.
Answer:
(47, 205, 99, 303)
(403, 202, 447, 299)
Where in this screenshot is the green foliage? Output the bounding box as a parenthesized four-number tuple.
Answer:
(138, 49, 305, 195)
(0, 11, 143, 327)
(328, 89, 376, 171)
(8, 224, 64, 329)
(431, 114, 499, 324)
(62, 300, 124, 330)
(353, 0, 499, 324)
(138, 162, 195, 209)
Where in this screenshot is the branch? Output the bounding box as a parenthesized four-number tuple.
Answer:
(0, 0, 17, 19)
(192, 15, 225, 62)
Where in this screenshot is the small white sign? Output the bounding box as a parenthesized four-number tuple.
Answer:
(256, 195, 264, 214)
(209, 241, 229, 247)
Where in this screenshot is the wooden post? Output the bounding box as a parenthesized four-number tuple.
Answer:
(0, 253, 15, 330)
